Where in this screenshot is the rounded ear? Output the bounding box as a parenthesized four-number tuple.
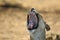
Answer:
(45, 24, 50, 31)
(56, 35, 60, 40)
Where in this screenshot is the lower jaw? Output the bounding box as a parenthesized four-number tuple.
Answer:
(28, 26, 38, 30)
(28, 28, 33, 30)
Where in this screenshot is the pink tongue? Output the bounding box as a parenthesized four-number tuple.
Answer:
(28, 24, 33, 29)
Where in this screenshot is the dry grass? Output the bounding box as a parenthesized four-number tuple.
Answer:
(0, 8, 60, 40)
(0, 8, 29, 40)
(0, 0, 60, 40)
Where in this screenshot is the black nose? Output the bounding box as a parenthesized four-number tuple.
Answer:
(31, 8, 35, 12)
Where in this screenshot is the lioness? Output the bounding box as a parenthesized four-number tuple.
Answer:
(27, 8, 50, 40)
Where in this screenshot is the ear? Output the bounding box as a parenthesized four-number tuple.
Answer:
(45, 23, 50, 31)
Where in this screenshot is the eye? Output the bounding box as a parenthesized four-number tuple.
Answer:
(32, 11, 36, 14)
(32, 10, 35, 12)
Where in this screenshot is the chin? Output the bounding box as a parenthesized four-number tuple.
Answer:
(28, 26, 38, 31)
(28, 28, 33, 30)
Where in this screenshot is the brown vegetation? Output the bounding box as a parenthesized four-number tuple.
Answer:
(0, 0, 60, 40)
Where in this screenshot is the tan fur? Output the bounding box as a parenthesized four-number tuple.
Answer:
(29, 14, 46, 40)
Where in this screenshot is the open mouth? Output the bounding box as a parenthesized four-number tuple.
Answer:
(27, 8, 39, 30)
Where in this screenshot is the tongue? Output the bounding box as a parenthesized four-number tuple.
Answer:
(28, 24, 33, 30)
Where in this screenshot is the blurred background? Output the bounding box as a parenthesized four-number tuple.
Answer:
(0, 0, 60, 40)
